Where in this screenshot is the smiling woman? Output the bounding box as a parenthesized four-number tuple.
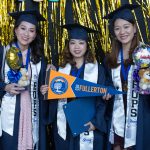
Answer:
(40, 23, 114, 150)
(0, 10, 48, 150)
(69, 39, 87, 66)
(15, 21, 37, 51)
(105, 4, 150, 150)
(114, 19, 136, 47)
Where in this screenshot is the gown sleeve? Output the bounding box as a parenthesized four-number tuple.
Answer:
(38, 58, 57, 125)
(90, 64, 114, 133)
(38, 57, 56, 150)
(0, 45, 7, 99)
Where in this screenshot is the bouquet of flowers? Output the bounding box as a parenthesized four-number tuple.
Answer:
(133, 44, 150, 94)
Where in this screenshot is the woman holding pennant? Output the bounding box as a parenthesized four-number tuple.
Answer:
(40, 23, 113, 150)
(0, 10, 48, 150)
(104, 4, 150, 150)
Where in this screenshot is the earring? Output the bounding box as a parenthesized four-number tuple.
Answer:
(134, 33, 137, 37)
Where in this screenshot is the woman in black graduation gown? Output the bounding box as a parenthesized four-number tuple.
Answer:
(0, 10, 48, 150)
(104, 3, 150, 150)
(40, 23, 113, 150)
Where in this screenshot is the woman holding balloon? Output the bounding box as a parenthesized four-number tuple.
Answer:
(0, 10, 48, 150)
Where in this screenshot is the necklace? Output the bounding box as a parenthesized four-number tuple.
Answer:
(120, 49, 131, 92)
(15, 42, 30, 70)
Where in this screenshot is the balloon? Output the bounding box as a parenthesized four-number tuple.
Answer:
(6, 47, 22, 71)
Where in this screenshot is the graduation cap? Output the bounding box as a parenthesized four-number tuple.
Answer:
(9, 10, 46, 26)
(103, 4, 140, 36)
(61, 23, 97, 41)
(63, 98, 96, 136)
(103, 4, 140, 22)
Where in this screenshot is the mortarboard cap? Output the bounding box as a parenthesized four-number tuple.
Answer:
(103, 4, 140, 22)
(63, 98, 96, 136)
(9, 10, 46, 26)
(61, 23, 97, 41)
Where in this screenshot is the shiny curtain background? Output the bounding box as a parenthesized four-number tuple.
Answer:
(0, 0, 149, 65)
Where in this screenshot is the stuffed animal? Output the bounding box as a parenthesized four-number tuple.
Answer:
(138, 68, 150, 90)
(18, 68, 30, 87)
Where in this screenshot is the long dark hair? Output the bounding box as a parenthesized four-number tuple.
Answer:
(11, 23, 44, 64)
(59, 39, 95, 67)
(106, 19, 140, 68)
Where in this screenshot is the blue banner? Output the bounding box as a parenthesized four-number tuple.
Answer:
(45, 70, 125, 100)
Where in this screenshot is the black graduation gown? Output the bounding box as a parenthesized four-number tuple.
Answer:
(106, 77, 150, 150)
(135, 94, 150, 150)
(102, 60, 114, 150)
(38, 57, 50, 150)
(0, 54, 48, 150)
(42, 63, 113, 150)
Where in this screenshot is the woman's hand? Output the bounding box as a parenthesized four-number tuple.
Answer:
(84, 121, 96, 131)
(102, 93, 112, 100)
(46, 64, 56, 71)
(4, 83, 25, 95)
(40, 64, 56, 95)
(40, 85, 48, 95)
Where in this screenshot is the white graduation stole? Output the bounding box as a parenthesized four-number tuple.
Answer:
(30, 61, 41, 150)
(57, 62, 98, 150)
(0, 45, 8, 137)
(124, 65, 139, 148)
(109, 65, 139, 148)
(1, 57, 17, 136)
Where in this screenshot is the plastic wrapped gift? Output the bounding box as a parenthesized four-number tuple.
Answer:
(132, 44, 150, 95)
(133, 44, 150, 68)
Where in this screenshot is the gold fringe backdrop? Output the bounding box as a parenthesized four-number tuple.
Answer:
(0, 0, 16, 45)
(39, 0, 150, 63)
(0, 1, 26, 46)
(0, 0, 150, 63)
(39, 0, 122, 63)
(136, 0, 150, 43)
(39, 0, 50, 62)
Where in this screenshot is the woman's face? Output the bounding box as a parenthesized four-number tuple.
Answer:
(114, 19, 136, 46)
(15, 21, 36, 50)
(69, 39, 87, 59)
